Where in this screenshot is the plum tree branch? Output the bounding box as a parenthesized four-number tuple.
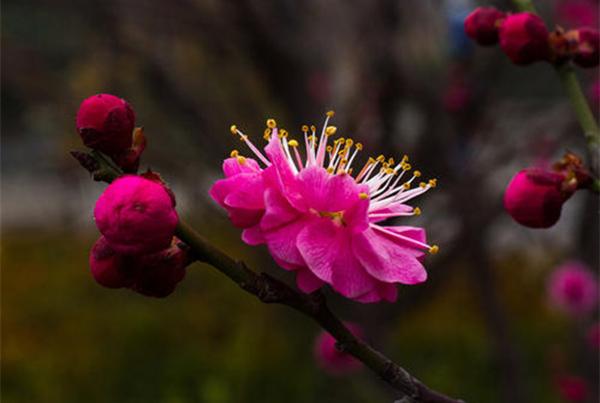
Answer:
(72, 150, 465, 403)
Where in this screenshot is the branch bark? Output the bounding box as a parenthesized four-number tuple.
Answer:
(72, 150, 466, 403)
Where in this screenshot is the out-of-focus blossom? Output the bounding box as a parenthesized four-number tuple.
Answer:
(586, 322, 600, 350)
(442, 69, 473, 113)
(498, 12, 550, 65)
(572, 27, 600, 68)
(314, 324, 362, 375)
(210, 114, 439, 303)
(464, 7, 506, 46)
(503, 168, 573, 228)
(547, 261, 599, 317)
(555, 0, 599, 30)
(556, 375, 589, 402)
(95, 175, 178, 255)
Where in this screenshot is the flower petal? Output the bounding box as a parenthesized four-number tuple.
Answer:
(223, 157, 261, 177)
(297, 167, 361, 212)
(241, 225, 265, 245)
(264, 217, 309, 269)
(296, 269, 325, 293)
(352, 228, 427, 285)
(297, 218, 376, 298)
(264, 134, 306, 210)
(223, 173, 265, 210)
(261, 187, 302, 231)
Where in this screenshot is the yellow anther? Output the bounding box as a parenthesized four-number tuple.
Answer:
(376, 155, 385, 162)
(385, 168, 394, 175)
(359, 192, 369, 200)
(338, 150, 345, 156)
(428, 178, 437, 188)
(345, 138, 354, 146)
(237, 156, 247, 165)
(240, 135, 248, 142)
(280, 129, 289, 138)
(413, 170, 421, 177)
(326, 110, 335, 118)
(388, 158, 395, 165)
(419, 182, 427, 188)
(230, 150, 239, 158)
(230, 125, 238, 134)
(403, 183, 411, 190)
(367, 157, 376, 164)
(326, 145, 333, 152)
(325, 126, 337, 135)
(429, 245, 439, 254)
(355, 143, 363, 151)
(288, 139, 299, 147)
(326, 167, 334, 174)
(403, 163, 412, 171)
(413, 207, 421, 215)
(301, 125, 309, 132)
(340, 159, 348, 165)
(310, 125, 316, 132)
(266, 118, 277, 128)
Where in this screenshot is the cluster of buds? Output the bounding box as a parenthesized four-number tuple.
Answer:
(76, 94, 190, 297)
(464, 7, 599, 67)
(503, 152, 591, 228)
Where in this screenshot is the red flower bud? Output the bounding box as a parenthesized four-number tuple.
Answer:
(94, 175, 178, 255)
(464, 7, 506, 46)
(503, 168, 573, 228)
(89, 236, 139, 288)
(76, 94, 135, 155)
(573, 27, 599, 68)
(132, 241, 189, 298)
(499, 13, 550, 65)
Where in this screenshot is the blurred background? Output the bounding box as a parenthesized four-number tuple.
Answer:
(2, 0, 599, 402)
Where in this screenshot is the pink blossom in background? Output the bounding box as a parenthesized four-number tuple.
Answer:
(210, 115, 438, 303)
(314, 324, 363, 375)
(556, 0, 599, 30)
(95, 175, 179, 255)
(556, 375, 589, 402)
(586, 322, 600, 350)
(589, 79, 600, 106)
(547, 261, 599, 317)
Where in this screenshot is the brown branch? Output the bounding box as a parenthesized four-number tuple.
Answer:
(72, 150, 466, 403)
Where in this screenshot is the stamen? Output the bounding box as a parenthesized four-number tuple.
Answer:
(429, 245, 439, 254)
(230, 150, 239, 158)
(359, 192, 369, 200)
(371, 224, 434, 251)
(266, 118, 277, 129)
(231, 125, 271, 166)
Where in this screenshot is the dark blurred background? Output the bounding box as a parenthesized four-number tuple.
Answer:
(2, 0, 599, 402)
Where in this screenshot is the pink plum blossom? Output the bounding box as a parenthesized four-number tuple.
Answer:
(547, 261, 599, 317)
(94, 175, 179, 255)
(314, 324, 362, 375)
(210, 114, 438, 303)
(90, 236, 139, 288)
(498, 12, 550, 65)
(464, 7, 506, 46)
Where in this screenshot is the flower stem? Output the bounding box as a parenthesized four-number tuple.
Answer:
(73, 150, 465, 403)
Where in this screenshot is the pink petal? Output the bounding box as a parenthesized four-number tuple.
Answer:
(261, 187, 302, 231)
(297, 167, 361, 212)
(296, 269, 325, 293)
(297, 218, 376, 298)
(241, 225, 265, 245)
(264, 217, 309, 269)
(223, 157, 261, 177)
(352, 228, 427, 285)
(369, 203, 413, 222)
(223, 173, 265, 210)
(264, 135, 306, 211)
